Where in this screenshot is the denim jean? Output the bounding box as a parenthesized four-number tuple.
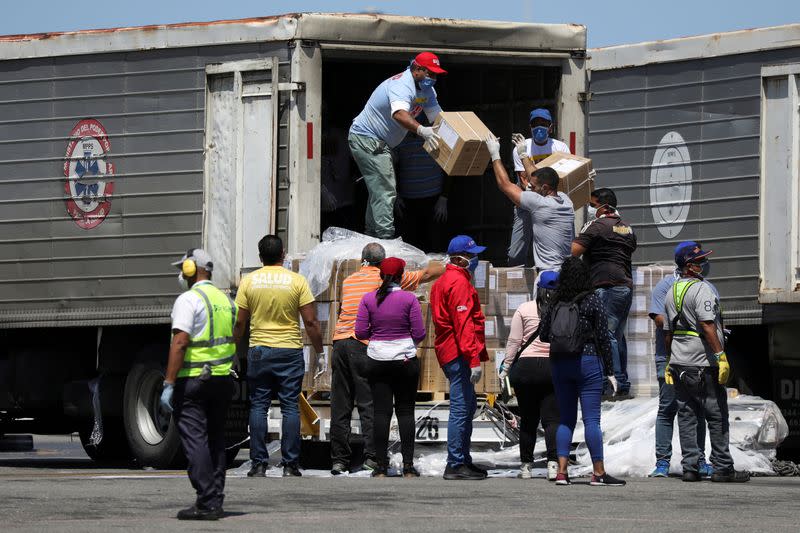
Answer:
(655, 358, 706, 464)
(442, 356, 477, 467)
(507, 205, 533, 267)
(595, 286, 632, 393)
(247, 346, 305, 467)
(672, 365, 734, 473)
(550, 354, 605, 462)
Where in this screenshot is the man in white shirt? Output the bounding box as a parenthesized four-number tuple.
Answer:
(349, 52, 446, 239)
(507, 108, 570, 267)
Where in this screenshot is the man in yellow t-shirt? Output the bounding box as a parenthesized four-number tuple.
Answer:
(233, 235, 324, 478)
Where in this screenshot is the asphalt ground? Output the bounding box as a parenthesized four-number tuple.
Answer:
(1, 435, 799, 532)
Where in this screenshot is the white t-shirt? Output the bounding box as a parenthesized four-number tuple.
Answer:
(512, 137, 571, 173)
(170, 280, 213, 338)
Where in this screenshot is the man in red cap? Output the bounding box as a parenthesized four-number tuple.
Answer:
(349, 52, 447, 239)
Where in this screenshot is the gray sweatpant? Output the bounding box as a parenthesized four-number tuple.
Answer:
(671, 365, 734, 474)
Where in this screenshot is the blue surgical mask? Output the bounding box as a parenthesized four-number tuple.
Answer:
(532, 126, 549, 144)
(468, 256, 479, 272)
(419, 76, 436, 89)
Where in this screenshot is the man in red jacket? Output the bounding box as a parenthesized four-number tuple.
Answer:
(430, 235, 489, 480)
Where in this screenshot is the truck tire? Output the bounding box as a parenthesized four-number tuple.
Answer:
(78, 417, 133, 465)
(123, 362, 182, 468)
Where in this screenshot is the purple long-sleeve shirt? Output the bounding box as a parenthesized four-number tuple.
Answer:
(354, 288, 426, 344)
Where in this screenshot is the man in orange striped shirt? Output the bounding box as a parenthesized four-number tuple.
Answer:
(329, 242, 444, 474)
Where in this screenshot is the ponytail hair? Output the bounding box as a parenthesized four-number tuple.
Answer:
(376, 273, 401, 306)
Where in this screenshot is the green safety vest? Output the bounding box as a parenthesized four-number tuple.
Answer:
(671, 279, 700, 337)
(178, 282, 237, 379)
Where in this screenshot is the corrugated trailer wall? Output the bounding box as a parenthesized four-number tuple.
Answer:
(0, 43, 292, 327)
(588, 46, 800, 325)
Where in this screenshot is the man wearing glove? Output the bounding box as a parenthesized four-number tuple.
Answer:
(233, 235, 324, 478)
(165, 248, 236, 520)
(486, 132, 575, 278)
(663, 244, 750, 483)
(392, 123, 452, 251)
(507, 108, 571, 267)
(349, 52, 446, 239)
(430, 235, 489, 480)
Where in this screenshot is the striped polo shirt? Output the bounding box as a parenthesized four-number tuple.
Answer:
(332, 266, 424, 342)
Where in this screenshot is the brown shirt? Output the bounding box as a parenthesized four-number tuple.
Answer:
(573, 214, 637, 288)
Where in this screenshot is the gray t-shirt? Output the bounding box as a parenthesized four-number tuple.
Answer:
(519, 191, 575, 270)
(663, 277, 724, 367)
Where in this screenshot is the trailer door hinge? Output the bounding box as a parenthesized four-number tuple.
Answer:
(578, 92, 593, 102)
(278, 82, 305, 92)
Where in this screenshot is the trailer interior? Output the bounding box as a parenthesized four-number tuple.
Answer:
(321, 54, 564, 266)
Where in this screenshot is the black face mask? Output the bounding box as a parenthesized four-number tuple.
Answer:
(701, 261, 711, 278)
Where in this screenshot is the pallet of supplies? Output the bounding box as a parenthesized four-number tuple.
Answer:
(418, 348, 448, 392)
(537, 152, 595, 209)
(424, 111, 493, 176)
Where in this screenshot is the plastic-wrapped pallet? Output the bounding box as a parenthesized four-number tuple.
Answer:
(625, 264, 676, 398)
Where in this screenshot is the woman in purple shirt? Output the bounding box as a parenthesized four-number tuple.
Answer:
(355, 257, 426, 478)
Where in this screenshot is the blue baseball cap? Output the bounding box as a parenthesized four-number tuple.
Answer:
(674, 241, 712, 268)
(447, 235, 486, 255)
(538, 270, 560, 290)
(529, 108, 552, 123)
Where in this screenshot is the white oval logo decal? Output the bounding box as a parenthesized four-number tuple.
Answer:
(650, 131, 692, 238)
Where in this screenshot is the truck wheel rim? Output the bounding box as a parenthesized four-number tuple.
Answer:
(135, 369, 170, 445)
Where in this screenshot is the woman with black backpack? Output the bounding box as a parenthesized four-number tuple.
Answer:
(499, 271, 561, 480)
(539, 257, 626, 486)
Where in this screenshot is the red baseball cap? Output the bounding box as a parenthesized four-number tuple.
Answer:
(414, 52, 447, 75)
(380, 257, 406, 277)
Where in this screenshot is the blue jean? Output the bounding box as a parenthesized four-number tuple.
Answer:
(442, 356, 477, 467)
(551, 354, 605, 462)
(655, 358, 706, 464)
(595, 286, 632, 393)
(247, 346, 305, 466)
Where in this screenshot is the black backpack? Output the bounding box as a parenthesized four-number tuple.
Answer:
(548, 291, 593, 357)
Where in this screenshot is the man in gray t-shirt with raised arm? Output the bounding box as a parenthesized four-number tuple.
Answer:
(484, 134, 574, 273)
(663, 243, 749, 483)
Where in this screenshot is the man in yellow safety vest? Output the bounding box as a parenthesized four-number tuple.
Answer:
(160, 248, 237, 520)
(663, 243, 749, 483)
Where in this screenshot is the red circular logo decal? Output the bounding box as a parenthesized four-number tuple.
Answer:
(63, 119, 115, 230)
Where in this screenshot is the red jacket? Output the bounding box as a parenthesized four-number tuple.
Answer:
(430, 264, 488, 368)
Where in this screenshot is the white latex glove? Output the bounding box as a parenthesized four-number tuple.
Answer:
(315, 353, 328, 378)
(394, 196, 406, 220)
(470, 366, 483, 385)
(417, 125, 440, 150)
(511, 132, 528, 159)
(485, 133, 501, 162)
(498, 364, 509, 381)
(607, 375, 619, 395)
(433, 196, 448, 223)
(160, 382, 174, 413)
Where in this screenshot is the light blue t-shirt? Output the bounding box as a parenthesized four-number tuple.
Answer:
(350, 68, 439, 148)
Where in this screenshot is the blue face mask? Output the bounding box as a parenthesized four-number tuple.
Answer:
(532, 126, 549, 145)
(419, 76, 436, 89)
(467, 256, 479, 272)
(701, 261, 711, 278)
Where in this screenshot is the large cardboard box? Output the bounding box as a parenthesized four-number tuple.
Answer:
(424, 111, 493, 176)
(537, 152, 595, 209)
(485, 291, 532, 316)
(300, 301, 337, 344)
(418, 348, 448, 392)
(471, 260, 492, 302)
(490, 267, 536, 293)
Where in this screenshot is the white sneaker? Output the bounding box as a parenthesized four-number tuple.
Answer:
(547, 461, 558, 481)
(518, 463, 532, 479)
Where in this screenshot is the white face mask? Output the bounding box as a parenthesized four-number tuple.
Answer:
(177, 273, 189, 291)
(587, 205, 598, 219)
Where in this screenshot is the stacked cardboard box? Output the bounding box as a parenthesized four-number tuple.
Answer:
(418, 348, 449, 392)
(624, 264, 676, 398)
(536, 152, 595, 209)
(299, 301, 338, 344)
